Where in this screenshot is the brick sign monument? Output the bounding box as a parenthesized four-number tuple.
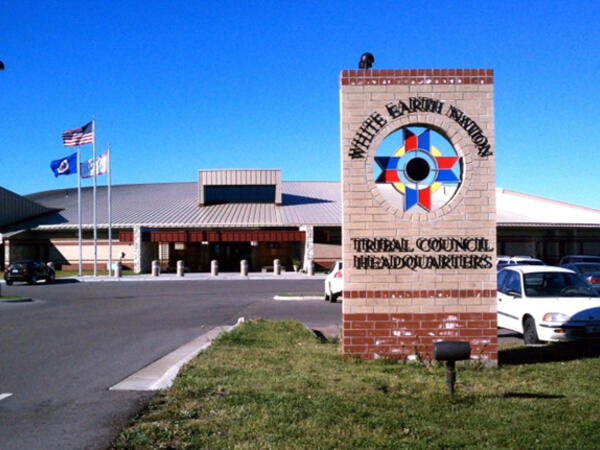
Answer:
(340, 68, 497, 363)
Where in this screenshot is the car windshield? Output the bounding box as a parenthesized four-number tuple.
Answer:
(524, 272, 600, 297)
(576, 263, 600, 275)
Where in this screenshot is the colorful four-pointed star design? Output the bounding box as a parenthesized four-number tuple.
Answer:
(375, 129, 461, 212)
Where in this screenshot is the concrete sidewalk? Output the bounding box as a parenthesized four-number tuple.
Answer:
(64, 271, 327, 283)
(1, 271, 325, 284)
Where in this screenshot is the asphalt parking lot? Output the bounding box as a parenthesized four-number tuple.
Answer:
(0, 277, 339, 450)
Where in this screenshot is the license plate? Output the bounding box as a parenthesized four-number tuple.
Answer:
(586, 325, 600, 334)
(11, 269, 18, 273)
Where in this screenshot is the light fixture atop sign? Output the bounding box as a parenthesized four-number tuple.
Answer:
(358, 52, 374, 69)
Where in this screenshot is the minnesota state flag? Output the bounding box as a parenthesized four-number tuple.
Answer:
(50, 152, 78, 177)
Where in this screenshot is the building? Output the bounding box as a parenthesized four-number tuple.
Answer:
(1, 170, 340, 272)
(497, 188, 600, 263)
(2, 168, 600, 272)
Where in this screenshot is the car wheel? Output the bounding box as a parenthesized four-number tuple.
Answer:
(29, 275, 37, 285)
(47, 272, 55, 284)
(523, 316, 540, 345)
(6, 279, 13, 286)
(330, 292, 339, 303)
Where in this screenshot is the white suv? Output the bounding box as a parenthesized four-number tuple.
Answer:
(324, 261, 343, 303)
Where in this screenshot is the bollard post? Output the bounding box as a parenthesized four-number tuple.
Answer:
(308, 260, 315, 276)
(273, 259, 281, 275)
(152, 260, 160, 276)
(116, 261, 122, 278)
(177, 260, 184, 277)
(240, 259, 248, 276)
(211, 260, 219, 276)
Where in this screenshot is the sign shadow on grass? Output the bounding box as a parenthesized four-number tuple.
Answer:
(500, 342, 600, 365)
(502, 392, 565, 399)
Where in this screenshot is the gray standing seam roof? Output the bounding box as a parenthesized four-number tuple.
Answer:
(3, 182, 600, 233)
(18, 181, 341, 230)
(0, 186, 55, 228)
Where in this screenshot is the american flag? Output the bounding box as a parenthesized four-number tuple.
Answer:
(62, 121, 93, 147)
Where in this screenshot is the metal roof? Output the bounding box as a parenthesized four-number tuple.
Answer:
(496, 188, 600, 228)
(1, 183, 599, 233)
(0, 186, 54, 227)
(15, 181, 341, 230)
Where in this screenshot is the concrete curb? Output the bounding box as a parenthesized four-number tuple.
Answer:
(110, 317, 245, 391)
(273, 295, 325, 301)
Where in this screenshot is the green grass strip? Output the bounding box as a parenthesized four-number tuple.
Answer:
(113, 320, 600, 449)
(0, 295, 31, 302)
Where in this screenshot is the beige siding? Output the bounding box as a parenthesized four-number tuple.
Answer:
(313, 243, 341, 260)
(198, 169, 282, 204)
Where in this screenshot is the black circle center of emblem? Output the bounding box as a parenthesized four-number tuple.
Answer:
(405, 157, 430, 182)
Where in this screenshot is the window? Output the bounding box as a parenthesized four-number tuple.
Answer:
(497, 270, 509, 291)
(314, 227, 341, 245)
(204, 185, 275, 204)
(503, 271, 522, 296)
(524, 272, 599, 297)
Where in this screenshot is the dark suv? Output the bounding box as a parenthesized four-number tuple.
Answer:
(561, 262, 600, 293)
(559, 255, 600, 265)
(4, 261, 55, 285)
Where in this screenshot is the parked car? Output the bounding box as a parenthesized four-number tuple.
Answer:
(496, 255, 510, 271)
(497, 256, 544, 271)
(324, 261, 343, 303)
(562, 262, 600, 293)
(559, 255, 600, 265)
(497, 265, 600, 344)
(508, 256, 545, 266)
(4, 261, 55, 285)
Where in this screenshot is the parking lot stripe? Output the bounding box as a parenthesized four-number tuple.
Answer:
(0, 393, 13, 402)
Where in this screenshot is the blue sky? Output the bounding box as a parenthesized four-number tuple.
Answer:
(2, 1, 600, 209)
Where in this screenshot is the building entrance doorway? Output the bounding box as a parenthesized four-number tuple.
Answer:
(210, 242, 252, 271)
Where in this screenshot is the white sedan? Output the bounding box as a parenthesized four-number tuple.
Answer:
(497, 265, 600, 344)
(324, 261, 343, 303)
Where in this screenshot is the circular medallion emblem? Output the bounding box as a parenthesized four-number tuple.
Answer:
(373, 127, 462, 213)
(57, 159, 70, 174)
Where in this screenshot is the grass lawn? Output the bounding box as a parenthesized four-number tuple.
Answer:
(113, 320, 600, 449)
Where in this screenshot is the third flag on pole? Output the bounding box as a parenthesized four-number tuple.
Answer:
(81, 151, 108, 178)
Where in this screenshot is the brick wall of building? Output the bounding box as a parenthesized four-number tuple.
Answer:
(340, 68, 497, 363)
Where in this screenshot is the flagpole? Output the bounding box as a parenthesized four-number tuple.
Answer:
(77, 147, 82, 276)
(92, 116, 97, 277)
(108, 144, 112, 277)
